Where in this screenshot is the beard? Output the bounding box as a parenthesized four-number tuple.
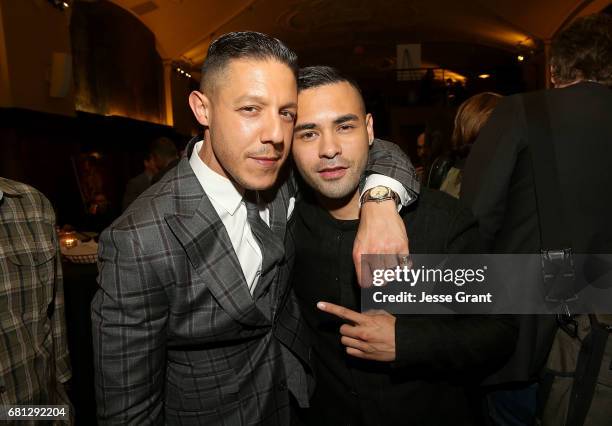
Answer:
(313, 174, 360, 199)
(300, 156, 366, 200)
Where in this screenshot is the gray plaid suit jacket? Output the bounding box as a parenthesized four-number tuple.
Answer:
(92, 137, 418, 425)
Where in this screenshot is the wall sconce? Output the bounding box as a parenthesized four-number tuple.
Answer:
(48, 0, 72, 11)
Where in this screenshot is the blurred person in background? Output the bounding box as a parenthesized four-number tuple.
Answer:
(149, 136, 179, 184)
(439, 92, 502, 198)
(414, 131, 428, 183)
(420, 113, 454, 189)
(460, 13, 612, 426)
(122, 149, 160, 211)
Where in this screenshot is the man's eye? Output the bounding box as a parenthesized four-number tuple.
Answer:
(338, 124, 354, 132)
(240, 106, 259, 113)
(281, 110, 296, 121)
(300, 131, 317, 141)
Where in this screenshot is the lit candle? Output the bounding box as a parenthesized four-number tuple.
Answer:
(63, 237, 77, 248)
(60, 231, 78, 249)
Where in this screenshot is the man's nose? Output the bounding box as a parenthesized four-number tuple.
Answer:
(319, 135, 341, 159)
(260, 112, 285, 145)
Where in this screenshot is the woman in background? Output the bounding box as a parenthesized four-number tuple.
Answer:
(440, 92, 502, 198)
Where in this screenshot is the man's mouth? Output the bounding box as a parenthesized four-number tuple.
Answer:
(250, 156, 281, 167)
(318, 166, 348, 180)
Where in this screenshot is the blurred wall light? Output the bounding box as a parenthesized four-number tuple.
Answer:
(48, 0, 72, 10)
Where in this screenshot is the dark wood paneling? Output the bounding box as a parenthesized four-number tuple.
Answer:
(0, 108, 186, 229)
(71, 1, 164, 124)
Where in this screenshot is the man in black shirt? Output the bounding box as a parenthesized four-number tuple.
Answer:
(291, 66, 518, 425)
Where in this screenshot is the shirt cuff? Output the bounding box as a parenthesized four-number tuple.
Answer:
(360, 175, 411, 211)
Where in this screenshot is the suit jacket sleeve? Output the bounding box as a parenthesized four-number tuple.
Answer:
(92, 225, 168, 425)
(394, 202, 518, 376)
(460, 96, 525, 249)
(366, 138, 420, 201)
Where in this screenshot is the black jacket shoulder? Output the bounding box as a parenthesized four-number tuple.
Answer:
(402, 187, 482, 254)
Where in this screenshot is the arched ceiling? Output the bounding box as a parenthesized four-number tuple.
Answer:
(109, 0, 611, 68)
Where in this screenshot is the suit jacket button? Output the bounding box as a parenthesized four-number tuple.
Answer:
(278, 380, 287, 391)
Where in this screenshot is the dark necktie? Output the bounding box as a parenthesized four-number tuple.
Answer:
(244, 191, 285, 304)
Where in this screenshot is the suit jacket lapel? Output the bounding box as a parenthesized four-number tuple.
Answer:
(165, 142, 269, 327)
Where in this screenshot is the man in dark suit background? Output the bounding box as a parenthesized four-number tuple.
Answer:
(121, 155, 155, 210)
(290, 66, 518, 425)
(92, 32, 419, 425)
(122, 137, 180, 211)
(460, 13, 612, 425)
(149, 137, 180, 185)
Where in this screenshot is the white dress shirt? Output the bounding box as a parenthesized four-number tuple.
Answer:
(190, 141, 266, 294)
(188, 140, 409, 294)
(361, 175, 412, 210)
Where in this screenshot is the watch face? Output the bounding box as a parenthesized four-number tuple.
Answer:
(370, 186, 389, 198)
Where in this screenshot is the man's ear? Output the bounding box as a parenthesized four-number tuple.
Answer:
(366, 113, 375, 146)
(189, 91, 211, 126)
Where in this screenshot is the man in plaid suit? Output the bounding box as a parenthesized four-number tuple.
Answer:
(92, 32, 418, 425)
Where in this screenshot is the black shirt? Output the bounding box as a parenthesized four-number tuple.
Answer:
(292, 188, 518, 426)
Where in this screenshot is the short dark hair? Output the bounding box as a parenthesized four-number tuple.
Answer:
(551, 13, 612, 86)
(297, 66, 365, 112)
(200, 31, 298, 94)
(149, 137, 178, 160)
(298, 66, 362, 94)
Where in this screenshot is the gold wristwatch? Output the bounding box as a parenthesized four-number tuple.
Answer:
(360, 185, 401, 205)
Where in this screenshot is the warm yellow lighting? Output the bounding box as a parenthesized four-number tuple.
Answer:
(437, 69, 467, 84)
(62, 1, 69, 8)
(517, 55, 525, 62)
(176, 67, 180, 72)
(60, 231, 78, 249)
(478, 74, 491, 79)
